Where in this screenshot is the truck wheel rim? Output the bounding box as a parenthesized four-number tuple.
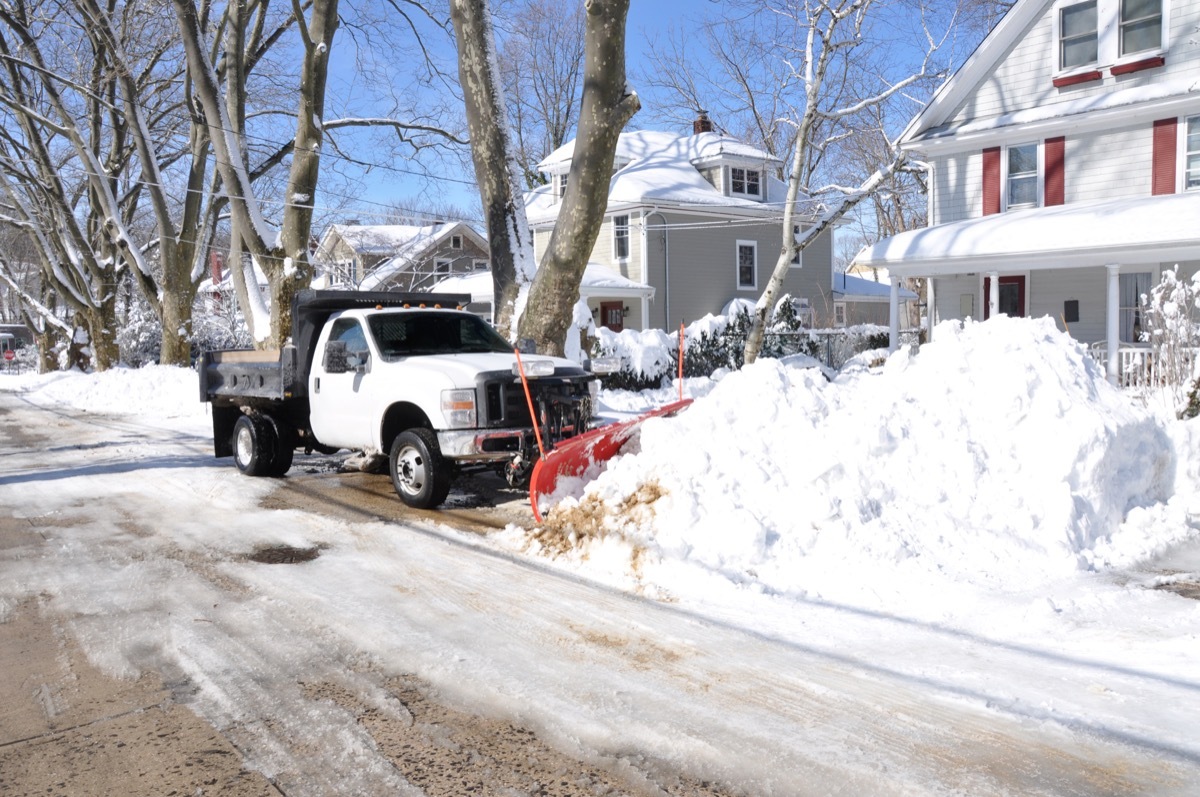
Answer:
(395, 446, 425, 495)
(236, 425, 253, 465)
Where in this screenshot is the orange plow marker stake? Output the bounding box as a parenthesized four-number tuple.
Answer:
(529, 399, 692, 522)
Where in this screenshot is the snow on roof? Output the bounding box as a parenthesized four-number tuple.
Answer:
(323, 224, 440, 254)
(356, 224, 479, 291)
(833, 272, 919, 301)
(855, 191, 1200, 277)
(528, 129, 792, 224)
(538, 129, 779, 172)
(912, 76, 1200, 144)
(431, 263, 654, 301)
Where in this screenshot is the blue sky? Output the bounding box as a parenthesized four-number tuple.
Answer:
(321, 1, 721, 222)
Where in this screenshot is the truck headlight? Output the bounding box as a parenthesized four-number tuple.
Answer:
(512, 359, 555, 378)
(441, 389, 477, 428)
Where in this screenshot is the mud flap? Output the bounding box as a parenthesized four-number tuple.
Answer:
(529, 399, 692, 522)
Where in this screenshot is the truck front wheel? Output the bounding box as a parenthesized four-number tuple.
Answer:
(389, 429, 451, 509)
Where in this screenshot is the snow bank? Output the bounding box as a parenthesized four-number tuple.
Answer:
(5, 365, 204, 425)
(538, 316, 1176, 594)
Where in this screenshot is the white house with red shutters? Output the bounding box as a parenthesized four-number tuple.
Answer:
(854, 0, 1200, 382)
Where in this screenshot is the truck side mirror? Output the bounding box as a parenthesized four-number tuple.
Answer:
(323, 340, 350, 373)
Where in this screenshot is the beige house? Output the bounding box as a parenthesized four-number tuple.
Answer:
(314, 222, 489, 292)
(525, 117, 903, 332)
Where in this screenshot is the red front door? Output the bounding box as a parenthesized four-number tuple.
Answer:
(600, 301, 624, 332)
(983, 276, 1026, 319)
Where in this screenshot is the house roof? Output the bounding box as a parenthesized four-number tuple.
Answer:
(355, 224, 487, 291)
(527, 129, 801, 225)
(432, 264, 655, 302)
(853, 191, 1200, 277)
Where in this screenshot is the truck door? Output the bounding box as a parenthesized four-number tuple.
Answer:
(309, 317, 377, 451)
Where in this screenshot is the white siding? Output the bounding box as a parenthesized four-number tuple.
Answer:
(947, 2, 1200, 130)
(1064, 125, 1153, 202)
(932, 152, 982, 224)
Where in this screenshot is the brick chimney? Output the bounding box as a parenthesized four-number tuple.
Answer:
(693, 110, 713, 135)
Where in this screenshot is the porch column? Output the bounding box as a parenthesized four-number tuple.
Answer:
(1106, 263, 1120, 385)
(987, 270, 1000, 318)
(926, 277, 936, 342)
(639, 294, 650, 332)
(888, 276, 900, 352)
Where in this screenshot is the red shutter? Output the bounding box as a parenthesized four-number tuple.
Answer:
(1044, 137, 1065, 206)
(982, 147, 1001, 215)
(1152, 118, 1178, 195)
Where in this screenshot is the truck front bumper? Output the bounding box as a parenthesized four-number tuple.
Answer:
(437, 428, 528, 463)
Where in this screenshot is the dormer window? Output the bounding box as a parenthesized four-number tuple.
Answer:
(556, 172, 569, 198)
(731, 167, 761, 197)
(450, 234, 463, 249)
(1059, 0, 1097, 69)
(1120, 0, 1162, 56)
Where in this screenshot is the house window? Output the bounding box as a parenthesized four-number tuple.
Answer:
(556, 172, 569, 198)
(1006, 143, 1039, 209)
(834, 302, 846, 327)
(473, 259, 489, 271)
(1185, 116, 1200, 191)
(1119, 0, 1162, 57)
(613, 215, 629, 260)
(450, 235, 462, 249)
(434, 259, 451, 275)
(731, 167, 761, 197)
(790, 225, 803, 266)
(1119, 271, 1152, 342)
(1059, 0, 1098, 69)
(736, 240, 757, 289)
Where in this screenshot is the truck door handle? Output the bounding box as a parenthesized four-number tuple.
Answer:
(314, 377, 320, 393)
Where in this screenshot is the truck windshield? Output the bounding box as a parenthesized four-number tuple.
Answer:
(367, 311, 513, 358)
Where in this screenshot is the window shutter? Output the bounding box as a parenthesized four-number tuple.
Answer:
(982, 147, 1001, 215)
(1152, 118, 1177, 195)
(1044, 137, 1065, 206)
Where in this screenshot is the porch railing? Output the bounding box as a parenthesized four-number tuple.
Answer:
(1088, 343, 1200, 389)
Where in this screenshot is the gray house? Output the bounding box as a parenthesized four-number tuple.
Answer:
(314, 222, 489, 292)
(525, 117, 904, 332)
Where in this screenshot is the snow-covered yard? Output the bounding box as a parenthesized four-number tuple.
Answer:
(2, 315, 1199, 795)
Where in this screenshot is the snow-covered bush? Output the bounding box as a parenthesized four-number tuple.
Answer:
(1139, 267, 1200, 416)
(591, 297, 887, 388)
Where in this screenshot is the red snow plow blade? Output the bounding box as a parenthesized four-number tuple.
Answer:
(529, 399, 692, 522)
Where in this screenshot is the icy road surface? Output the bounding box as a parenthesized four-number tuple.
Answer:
(1, 387, 1198, 795)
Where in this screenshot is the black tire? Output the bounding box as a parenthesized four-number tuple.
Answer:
(260, 414, 295, 477)
(389, 428, 451, 509)
(232, 414, 275, 476)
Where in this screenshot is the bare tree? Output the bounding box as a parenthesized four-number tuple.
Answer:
(738, 0, 950, 363)
(451, 0, 537, 338)
(172, 0, 340, 348)
(515, 0, 638, 355)
(494, 0, 585, 189)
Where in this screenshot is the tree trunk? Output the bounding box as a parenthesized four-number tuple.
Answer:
(451, 0, 537, 339)
(516, 0, 638, 355)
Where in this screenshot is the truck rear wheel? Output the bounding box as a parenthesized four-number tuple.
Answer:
(389, 428, 451, 509)
(260, 414, 295, 476)
(233, 414, 275, 476)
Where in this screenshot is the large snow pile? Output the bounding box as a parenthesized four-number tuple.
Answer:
(537, 316, 1177, 595)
